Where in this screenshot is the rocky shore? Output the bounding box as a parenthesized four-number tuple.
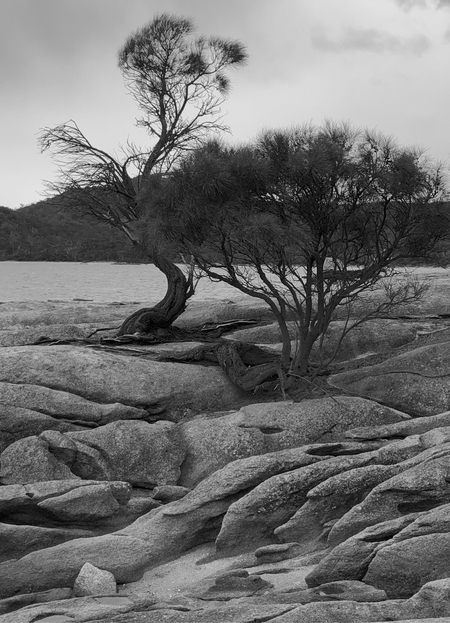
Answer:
(3, 284, 450, 622)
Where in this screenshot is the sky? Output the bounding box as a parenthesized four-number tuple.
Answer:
(1, 0, 450, 209)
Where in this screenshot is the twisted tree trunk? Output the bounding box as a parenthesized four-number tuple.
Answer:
(118, 253, 194, 336)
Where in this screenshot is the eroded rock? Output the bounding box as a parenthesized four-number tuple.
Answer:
(0, 345, 244, 420)
(0, 420, 186, 487)
(179, 397, 405, 487)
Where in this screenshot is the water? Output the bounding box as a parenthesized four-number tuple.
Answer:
(0, 261, 243, 303)
(1, 261, 447, 304)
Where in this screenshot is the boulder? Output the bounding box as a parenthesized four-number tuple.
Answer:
(73, 562, 116, 597)
(329, 340, 450, 416)
(0, 345, 244, 419)
(0, 420, 186, 487)
(179, 397, 405, 487)
(178, 416, 266, 488)
(37, 484, 122, 522)
(68, 420, 186, 486)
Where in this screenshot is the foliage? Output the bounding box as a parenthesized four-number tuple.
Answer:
(155, 121, 449, 378)
(37, 13, 247, 334)
(38, 13, 247, 248)
(0, 200, 142, 262)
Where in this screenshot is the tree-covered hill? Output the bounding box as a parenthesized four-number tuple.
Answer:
(0, 199, 146, 262)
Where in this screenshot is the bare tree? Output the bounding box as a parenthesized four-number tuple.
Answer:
(38, 13, 247, 335)
(155, 122, 448, 388)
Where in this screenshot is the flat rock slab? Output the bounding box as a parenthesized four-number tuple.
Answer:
(0, 345, 244, 418)
(0, 381, 148, 424)
(329, 341, 450, 416)
(228, 319, 433, 362)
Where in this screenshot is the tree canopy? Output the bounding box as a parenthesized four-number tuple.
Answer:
(153, 122, 449, 379)
(38, 13, 247, 335)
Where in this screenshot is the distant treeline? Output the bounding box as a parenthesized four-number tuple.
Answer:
(1, 197, 450, 264)
(0, 200, 147, 262)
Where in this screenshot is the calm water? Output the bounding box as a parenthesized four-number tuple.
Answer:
(0, 262, 243, 303)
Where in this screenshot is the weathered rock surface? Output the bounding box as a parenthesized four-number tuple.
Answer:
(329, 340, 450, 416)
(274, 463, 401, 547)
(364, 533, 450, 598)
(0, 588, 73, 616)
(179, 397, 406, 487)
(215, 451, 378, 554)
(0, 534, 152, 598)
(0, 600, 291, 623)
(0, 420, 186, 486)
(0, 446, 329, 598)
(328, 451, 450, 546)
(7, 298, 450, 620)
(73, 562, 117, 597)
(0, 480, 142, 562)
(0, 592, 157, 622)
(305, 514, 420, 588)
(0, 523, 94, 563)
(5, 579, 450, 623)
(152, 485, 190, 503)
(0, 435, 76, 484)
(0, 380, 148, 425)
(0, 404, 83, 454)
(0, 345, 244, 419)
(267, 578, 450, 622)
(346, 409, 450, 440)
(305, 500, 450, 599)
(227, 319, 430, 362)
(192, 569, 272, 601)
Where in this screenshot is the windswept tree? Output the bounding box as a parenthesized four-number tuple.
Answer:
(154, 122, 448, 386)
(38, 13, 247, 334)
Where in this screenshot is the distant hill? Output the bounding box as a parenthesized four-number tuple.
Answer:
(2, 195, 450, 265)
(0, 198, 147, 262)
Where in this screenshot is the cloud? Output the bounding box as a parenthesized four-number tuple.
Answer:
(394, 0, 450, 8)
(312, 28, 430, 55)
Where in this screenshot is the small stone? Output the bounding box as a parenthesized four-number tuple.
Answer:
(73, 562, 116, 597)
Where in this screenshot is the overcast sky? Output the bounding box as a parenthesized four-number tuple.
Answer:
(1, 0, 450, 209)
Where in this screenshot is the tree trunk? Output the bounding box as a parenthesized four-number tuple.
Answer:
(118, 253, 193, 336)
